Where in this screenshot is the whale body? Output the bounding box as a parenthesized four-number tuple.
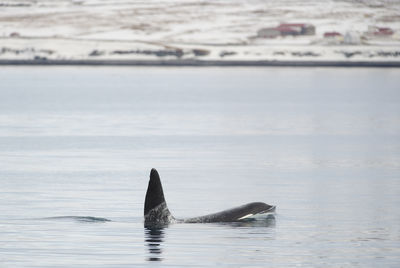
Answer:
(144, 168, 275, 227)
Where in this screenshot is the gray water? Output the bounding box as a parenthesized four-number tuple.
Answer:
(0, 66, 399, 267)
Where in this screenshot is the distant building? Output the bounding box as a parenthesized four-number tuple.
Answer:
(9, 32, 20, 38)
(278, 23, 315, 35)
(323, 32, 344, 45)
(257, 28, 280, 38)
(368, 26, 394, 37)
(257, 23, 316, 38)
(276, 25, 301, 36)
(344, 32, 361, 45)
(324, 32, 342, 38)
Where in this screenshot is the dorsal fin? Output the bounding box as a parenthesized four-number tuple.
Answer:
(144, 169, 174, 227)
(144, 168, 166, 216)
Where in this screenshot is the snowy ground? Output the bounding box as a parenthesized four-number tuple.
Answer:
(0, 0, 399, 62)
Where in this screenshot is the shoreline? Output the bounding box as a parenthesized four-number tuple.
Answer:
(1, 59, 400, 67)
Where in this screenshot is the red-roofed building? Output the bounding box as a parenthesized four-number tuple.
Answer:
(276, 25, 301, 36)
(257, 23, 316, 38)
(374, 27, 394, 36)
(368, 26, 394, 37)
(278, 23, 315, 35)
(323, 31, 344, 44)
(324, 32, 342, 38)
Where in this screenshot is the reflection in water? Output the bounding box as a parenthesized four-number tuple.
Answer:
(144, 227, 165, 262)
(143, 215, 275, 262)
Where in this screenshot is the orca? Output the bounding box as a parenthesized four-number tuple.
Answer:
(144, 168, 275, 227)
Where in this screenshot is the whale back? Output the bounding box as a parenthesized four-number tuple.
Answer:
(184, 202, 275, 223)
(144, 169, 174, 227)
(143, 169, 275, 226)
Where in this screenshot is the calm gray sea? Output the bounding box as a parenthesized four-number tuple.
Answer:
(0, 66, 399, 267)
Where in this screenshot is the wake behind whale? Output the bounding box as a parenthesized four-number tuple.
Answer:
(144, 169, 276, 227)
(38, 216, 111, 223)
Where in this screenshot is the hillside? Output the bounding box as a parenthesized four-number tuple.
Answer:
(1, 0, 400, 62)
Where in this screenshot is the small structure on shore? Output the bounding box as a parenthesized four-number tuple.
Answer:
(257, 23, 315, 38)
(323, 32, 343, 44)
(257, 28, 281, 38)
(367, 26, 394, 37)
(278, 23, 315, 35)
(9, 32, 20, 38)
(324, 32, 342, 38)
(344, 32, 361, 45)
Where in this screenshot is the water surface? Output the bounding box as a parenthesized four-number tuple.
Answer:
(0, 67, 399, 267)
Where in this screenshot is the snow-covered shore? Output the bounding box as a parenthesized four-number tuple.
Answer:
(1, 0, 400, 64)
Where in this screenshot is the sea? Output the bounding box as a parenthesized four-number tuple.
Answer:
(0, 66, 399, 267)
